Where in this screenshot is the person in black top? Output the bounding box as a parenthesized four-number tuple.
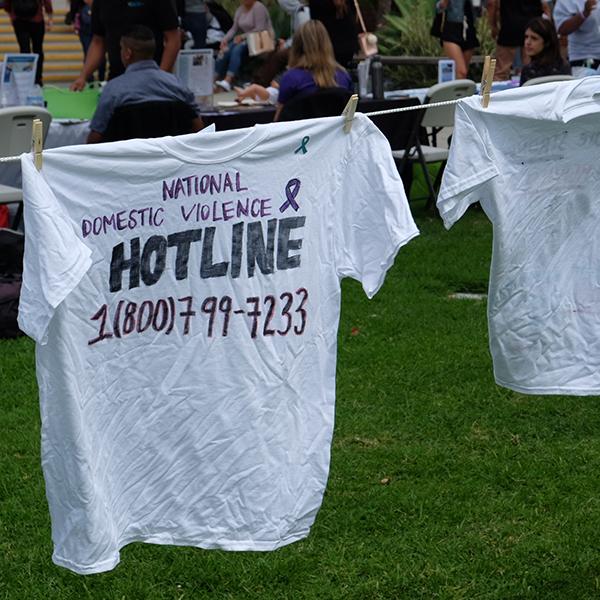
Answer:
(70, 0, 180, 89)
(308, 0, 357, 68)
(519, 16, 571, 85)
(487, 0, 551, 80)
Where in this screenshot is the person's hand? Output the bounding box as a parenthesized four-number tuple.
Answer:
(46, 16, 53, 30)
(70, 76, 86, 91)
(234, 84, 269, 102)
(233, 34, 244, 44)
(220, 39, 228, 52)
(438, 0, 449, 9)
(583, 0, 597, 17)
(277, 37, 285, 50)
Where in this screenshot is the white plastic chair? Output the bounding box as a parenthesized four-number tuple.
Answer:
(392, 79, 477, 209)
(522, 74, 574, 87)
(0, 106, 52, 229)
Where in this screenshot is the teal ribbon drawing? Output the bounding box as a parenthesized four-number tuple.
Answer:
(294, 136, 310, 154)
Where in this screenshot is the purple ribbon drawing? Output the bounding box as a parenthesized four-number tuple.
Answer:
(279, 178, 301, 213)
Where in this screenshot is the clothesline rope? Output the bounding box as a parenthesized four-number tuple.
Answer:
(362, 96, 467, 117)
(0, 96, 471, 164)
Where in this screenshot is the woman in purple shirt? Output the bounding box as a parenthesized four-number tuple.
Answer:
(275, 19, 353, 119)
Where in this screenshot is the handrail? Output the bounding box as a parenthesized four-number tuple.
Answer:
(375, 55, 487, 66)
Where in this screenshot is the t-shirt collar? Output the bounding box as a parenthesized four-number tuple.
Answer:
(158, 123, 270, 164)
(125, 60, 159, 74)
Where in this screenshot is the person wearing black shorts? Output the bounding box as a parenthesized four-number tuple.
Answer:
(435, 0, 479, 79)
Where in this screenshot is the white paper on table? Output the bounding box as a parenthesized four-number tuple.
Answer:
(0, 54, 38, 106)
(175, 49, 214, 99)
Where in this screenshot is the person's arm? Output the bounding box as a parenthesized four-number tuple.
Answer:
(43, 0, 53, 28)
(87, 84, 115, 140)
(274, 103, 283, 121)
(236, 83, 270, 101)
(191, 116, 204, 132)
(222, 8, 240, 45)
(541, 1, 551, 17)
(71, 34, 106, 90)
(487, 0, 499, 39)
(557, 0, 597, 35)
(160, 28, 180, 72)
(252, 2, 273, 34)
(86, 130, 103, 143)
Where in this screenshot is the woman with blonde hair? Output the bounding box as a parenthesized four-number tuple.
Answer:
(274, 19, 353, 119)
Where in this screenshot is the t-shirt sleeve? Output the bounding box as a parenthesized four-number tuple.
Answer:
(333, 117, 419, 298)
(18, 154, 92, 344)
(436, 102, 499, 229)
(277, 70, 299, 105)
(154, 0, 179, 30)
(89, 84, 117, 133)
(252, 1, 272, 31)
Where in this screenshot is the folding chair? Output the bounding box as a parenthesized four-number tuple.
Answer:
(0, 106, 52, 229)
(103, 100, 199, 142)
(521, 74, 574, 87)
(392, 79, 476, 209)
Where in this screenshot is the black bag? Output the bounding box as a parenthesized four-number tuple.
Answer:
(0, 275, 22, 339)
(13, 0, 40, 19)
(430, 10, 446, 38)
(0, 229, 24, 339)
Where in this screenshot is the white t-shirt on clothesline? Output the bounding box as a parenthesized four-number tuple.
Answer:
(19, 114, 419, 574)
(438, 77, 600, 395)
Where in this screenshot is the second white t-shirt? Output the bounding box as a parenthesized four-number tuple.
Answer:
(438, 77, 600, 395)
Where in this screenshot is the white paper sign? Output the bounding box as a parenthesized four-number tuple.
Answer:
(438, 59, 456, 84)
(175, 49, 214, 99)
(0, 54, 38, 106)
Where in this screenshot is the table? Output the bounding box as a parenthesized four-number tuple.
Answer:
(199, 105, 276, 131)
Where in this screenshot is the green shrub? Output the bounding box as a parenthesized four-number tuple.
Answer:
(377, 0, 495, 87)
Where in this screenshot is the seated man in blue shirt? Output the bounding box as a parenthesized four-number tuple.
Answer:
(87, 25, 204, 143)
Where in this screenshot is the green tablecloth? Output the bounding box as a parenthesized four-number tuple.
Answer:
(43, 86, 101, 120)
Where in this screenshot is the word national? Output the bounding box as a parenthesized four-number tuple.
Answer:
(162, 171, 248, 201)
(109, 217, 306, 292)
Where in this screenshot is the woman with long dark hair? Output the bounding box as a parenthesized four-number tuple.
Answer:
(519, 16, 571, 85)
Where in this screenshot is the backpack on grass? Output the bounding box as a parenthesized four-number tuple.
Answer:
(0, 228, 24, 339)
(0, 275, 22, 339)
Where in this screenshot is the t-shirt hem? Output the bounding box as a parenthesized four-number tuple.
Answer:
(495, 377, 600, 396)
(365, 226, 419, 299)
(52, 530, 309, 575)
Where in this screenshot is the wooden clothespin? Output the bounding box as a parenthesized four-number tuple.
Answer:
(481, 56, 496, 109)
(342, 94, 359, 133)
(32, 118, 43, 171)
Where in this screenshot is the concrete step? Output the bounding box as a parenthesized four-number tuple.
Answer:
(0, 7, 91, 84)
(0, 42, 81, 53)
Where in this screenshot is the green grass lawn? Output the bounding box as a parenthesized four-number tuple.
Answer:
(2, 201, 600, 599)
